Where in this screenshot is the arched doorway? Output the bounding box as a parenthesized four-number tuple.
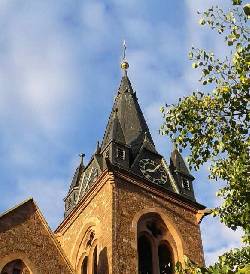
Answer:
(1, 259, 30, 274)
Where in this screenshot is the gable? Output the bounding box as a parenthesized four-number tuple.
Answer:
(0, 198, 74, 274)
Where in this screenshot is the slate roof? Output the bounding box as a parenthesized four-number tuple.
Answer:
(101, 75, 156, 157)
(68, 160, 85, 193)
(170, 148, 193, 178)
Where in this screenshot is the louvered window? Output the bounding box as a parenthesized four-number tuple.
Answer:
(182, 178, 191, 190)
(117, 147, 125, 160)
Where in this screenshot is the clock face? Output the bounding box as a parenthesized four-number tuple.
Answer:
(139, 158, 168, 186)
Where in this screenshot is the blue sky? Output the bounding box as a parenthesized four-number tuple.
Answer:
(0, 0, 243, 266)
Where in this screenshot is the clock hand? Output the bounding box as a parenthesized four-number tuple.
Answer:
(146, 164, 161, 173)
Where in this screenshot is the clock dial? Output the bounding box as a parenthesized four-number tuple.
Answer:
(139, 159, 168, 185)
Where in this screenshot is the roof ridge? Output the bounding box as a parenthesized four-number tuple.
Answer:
(0, 197, 33, 219)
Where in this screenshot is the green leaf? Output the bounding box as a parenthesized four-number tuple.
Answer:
(243, 4, 250, 16)
(192, 62, 199, 68)
(160, 2, 250, 267)
(232, 0, 242, 5)
(199, 18, 206, 25)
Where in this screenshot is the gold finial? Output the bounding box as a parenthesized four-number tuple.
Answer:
(121, 40, 129, 73)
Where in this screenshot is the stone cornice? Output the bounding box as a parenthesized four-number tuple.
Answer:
(113, 168, 205, 213)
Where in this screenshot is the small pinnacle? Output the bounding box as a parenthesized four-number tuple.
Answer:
(96, 141, 101, 154)
(173, 142, 178, 150)
(79, 153, 85, 165)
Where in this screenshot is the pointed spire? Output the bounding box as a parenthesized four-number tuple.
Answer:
(79, 153, 85, 167)
(95, 141, 101, 154)
(101, 73, 156, 152)
(68, 154, 85, 192)
(110, 108, 125, 143)
(170, 147, 192, 177)
(118, 74, 134, 94)
(100, 45, 157, 164)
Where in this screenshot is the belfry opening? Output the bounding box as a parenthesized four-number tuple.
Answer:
(137, 213, 175, 274)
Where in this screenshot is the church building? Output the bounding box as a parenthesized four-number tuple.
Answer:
(0, 54, 206, 274)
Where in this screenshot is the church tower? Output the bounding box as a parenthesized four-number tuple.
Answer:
(55, 49, 205, 274)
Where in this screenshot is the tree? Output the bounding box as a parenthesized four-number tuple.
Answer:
(160, 0, 249, 273)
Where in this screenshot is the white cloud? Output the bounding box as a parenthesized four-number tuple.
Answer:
(81, 1, 108, 32)
(0, 0, 243, 266)
(0, 3, 79, 136)
(201, 217, 243, 266)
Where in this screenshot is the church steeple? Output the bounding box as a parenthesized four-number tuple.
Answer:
(64, 48, 197, 217)
(1, 46, 206, 274)
(101, 42, 156, 160)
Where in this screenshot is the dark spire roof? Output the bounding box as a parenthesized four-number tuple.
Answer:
(170, 148, 192, 177)
(109, 109, 126, 144)
(68, 156, 85, 192)
(101, 75, 156, 155)
(142, 131, 158, 154)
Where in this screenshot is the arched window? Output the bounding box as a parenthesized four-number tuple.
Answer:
(1, 259, 30, 274)
(138, 234, 153, 274)
(81, 256, 88, 274)
(158, 243, 173, 274)
(80, 245, 98, 274)
(92, 246, 98, 274)
(137, 213, 175, 274)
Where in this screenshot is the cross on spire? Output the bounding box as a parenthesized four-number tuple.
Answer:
(122, 40, 127, 60)
(121, 40, 129, 74)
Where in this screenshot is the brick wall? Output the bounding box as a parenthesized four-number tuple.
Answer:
(0, 200, 73, 274)
(112, 174, 204, 274)
(56, 172, 114, 274)
(56, 169, 204, 274)
(0, 170, 204, 274)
